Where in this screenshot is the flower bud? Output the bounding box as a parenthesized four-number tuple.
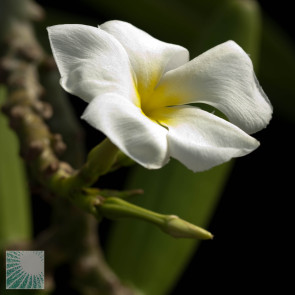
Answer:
(162, 215, 213, 240)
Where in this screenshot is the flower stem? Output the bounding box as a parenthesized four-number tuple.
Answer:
(99, 197, 213, 240)
(79, 138, 119, 185)
(56, 138, 118, 196)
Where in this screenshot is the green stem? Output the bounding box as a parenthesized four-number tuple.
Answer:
(100, 197, 164, 225)
(99, 197, 213, 240)
(56, 139, 119, 196)
(109, 150, 135, 172)
(79, 139, 118, 184)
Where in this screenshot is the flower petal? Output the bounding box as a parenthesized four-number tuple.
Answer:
(151, 41, 272, 134)
(81, 93, 169, 169)
(150, 106, 260, 172)
(100, 21, 189, 104)
(47, 24, 138, 105)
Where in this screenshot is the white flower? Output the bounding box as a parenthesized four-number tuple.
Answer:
(47, 20, 272, 172)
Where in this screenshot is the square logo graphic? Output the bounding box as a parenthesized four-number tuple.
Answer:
(6, 251, 44, 289)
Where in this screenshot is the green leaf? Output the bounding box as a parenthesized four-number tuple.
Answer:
(195, 0, 262, 67)
(106, 160, 232, 295)
(0, 86, 32, 249)
(105, 1, 262, 294)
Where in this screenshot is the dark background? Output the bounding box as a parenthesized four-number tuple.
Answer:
(33, 0, 293, 293)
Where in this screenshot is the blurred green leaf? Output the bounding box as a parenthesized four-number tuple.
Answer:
(195, 0, 261, 66)
(0, 86, 32, 249)
(179, 0, 234, 29)
(105, 1, 262, 294)
(106, 161, 232, 295)
(258, 16, 295, 121)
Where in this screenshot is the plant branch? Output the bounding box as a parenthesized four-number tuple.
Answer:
(0, 1, 135, 294)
